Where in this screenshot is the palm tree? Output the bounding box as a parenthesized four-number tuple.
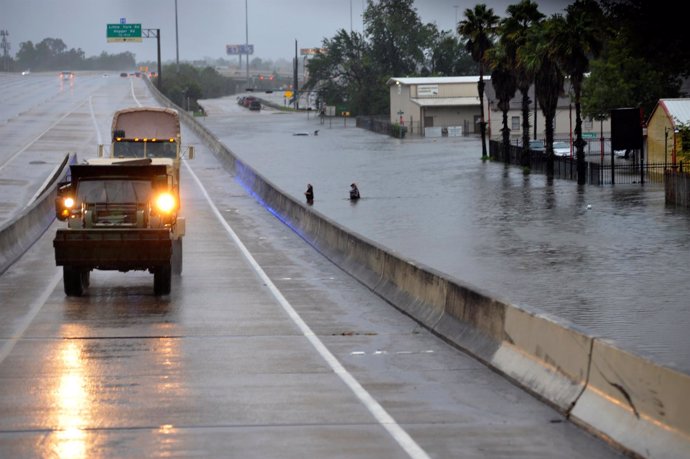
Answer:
(458, 4, 499, 159)
(487, 43, 517, 163)
(502, 0, 545, 168)
(518, 18, 565, 179)
(549, 0, 605, 184)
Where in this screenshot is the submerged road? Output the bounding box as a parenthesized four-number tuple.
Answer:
(0, 74, 625, 456)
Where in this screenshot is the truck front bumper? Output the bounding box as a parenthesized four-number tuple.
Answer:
(54, 228, 172, 271)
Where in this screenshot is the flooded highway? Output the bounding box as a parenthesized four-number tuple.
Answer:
(0, 74, 628, 458)
(200, 96, 690, 374)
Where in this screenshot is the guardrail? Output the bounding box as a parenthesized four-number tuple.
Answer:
(0, 153, 74, 275)
(145, 78, 690, 459)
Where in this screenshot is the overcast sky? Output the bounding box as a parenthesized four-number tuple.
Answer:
(4, 0, 572, 64)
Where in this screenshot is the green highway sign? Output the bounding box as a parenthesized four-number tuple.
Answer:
(582, 132, 597, 139)
(107, 24, 142, 43)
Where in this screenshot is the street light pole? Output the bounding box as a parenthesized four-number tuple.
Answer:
(174, 0, 179, 73)
(350, 0, 353, 34)
(245, 0, 249, 82)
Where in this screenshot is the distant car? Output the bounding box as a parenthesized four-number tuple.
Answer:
(249, 100, 261, 111)
(614, 149, 631, 159)
(59, 71, 74, 81)
(553, 141, 572, 157)
(529, 140, 545, 152)
(120, 72, 128, 78)
(21, 69, 30, 75)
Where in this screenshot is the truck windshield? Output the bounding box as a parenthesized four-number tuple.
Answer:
(77, 180, 152, 204)
(112, 141, 176, 159)
(146, 142, 177, 158)
(113, 142, 145, 158)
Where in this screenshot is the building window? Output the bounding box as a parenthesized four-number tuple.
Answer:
(511, 116, 520, 131)
(584, 118, 593, 130)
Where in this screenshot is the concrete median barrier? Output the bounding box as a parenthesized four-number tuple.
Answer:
(0, 153, 73, 275)
(145, 79, 690, 458)
(571, 340, 690, 459)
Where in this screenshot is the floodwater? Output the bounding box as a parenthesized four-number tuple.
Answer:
(199, 97, 690, 374)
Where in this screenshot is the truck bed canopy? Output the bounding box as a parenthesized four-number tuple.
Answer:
(111, 107, 180, 141)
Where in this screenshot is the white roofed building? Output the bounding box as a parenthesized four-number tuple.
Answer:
(387, 76, 611, 144)
(387, 76, 482, 137)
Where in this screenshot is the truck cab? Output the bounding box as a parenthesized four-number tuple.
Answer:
(53, 107, 194, 296)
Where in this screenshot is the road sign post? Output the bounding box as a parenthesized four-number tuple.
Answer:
(106, 24, 161, 90)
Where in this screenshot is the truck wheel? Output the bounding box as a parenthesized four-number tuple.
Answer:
(81, 270, 90, 288)
(154, 264, 171, 295)
(63, 266, 85, 296)
(171, 238, 183, 275)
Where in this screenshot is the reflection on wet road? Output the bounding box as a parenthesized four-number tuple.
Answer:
(200, 98, 690, 373)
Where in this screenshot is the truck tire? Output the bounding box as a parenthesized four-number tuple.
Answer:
(172, 238, 183, 275)
(154, 264, 171, 295)
(82, 270, 90, 288)
(63, 266, 85, 296)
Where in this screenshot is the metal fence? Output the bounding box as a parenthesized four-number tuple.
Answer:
(489, 141, 684, 186)
(356, 116, 474, 138)
(356, 116, 393, 135)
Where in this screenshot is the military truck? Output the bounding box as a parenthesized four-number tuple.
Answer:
(53, 107, 194, 296)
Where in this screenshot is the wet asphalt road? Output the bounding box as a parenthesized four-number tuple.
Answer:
(199, 95, 690, 375)
(0, 74, 626, 457)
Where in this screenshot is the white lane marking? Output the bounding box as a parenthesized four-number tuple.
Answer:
(0, 102, 85, 173)
(0, 269, 61, 365)
(351, 350, 435, 356)
(184, 162, 431, 459)
(131, 79, 142, 107)
(88, 95, 102, 145)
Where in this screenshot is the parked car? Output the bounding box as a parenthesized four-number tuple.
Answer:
(529, 140, 545, 152)
(528, 139, 571, 156)
(120, 72, 128, 78)
(553, 141, 572, 157)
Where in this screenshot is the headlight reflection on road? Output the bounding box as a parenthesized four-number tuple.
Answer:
(53, 340, 89, 459)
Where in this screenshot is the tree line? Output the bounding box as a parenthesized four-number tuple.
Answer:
(8, 38, 136, 72)
(304, 0, 690, 182)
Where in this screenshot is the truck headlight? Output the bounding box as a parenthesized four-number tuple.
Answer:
(56, 196, 76, 221)
(154, 192, 176, 214)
